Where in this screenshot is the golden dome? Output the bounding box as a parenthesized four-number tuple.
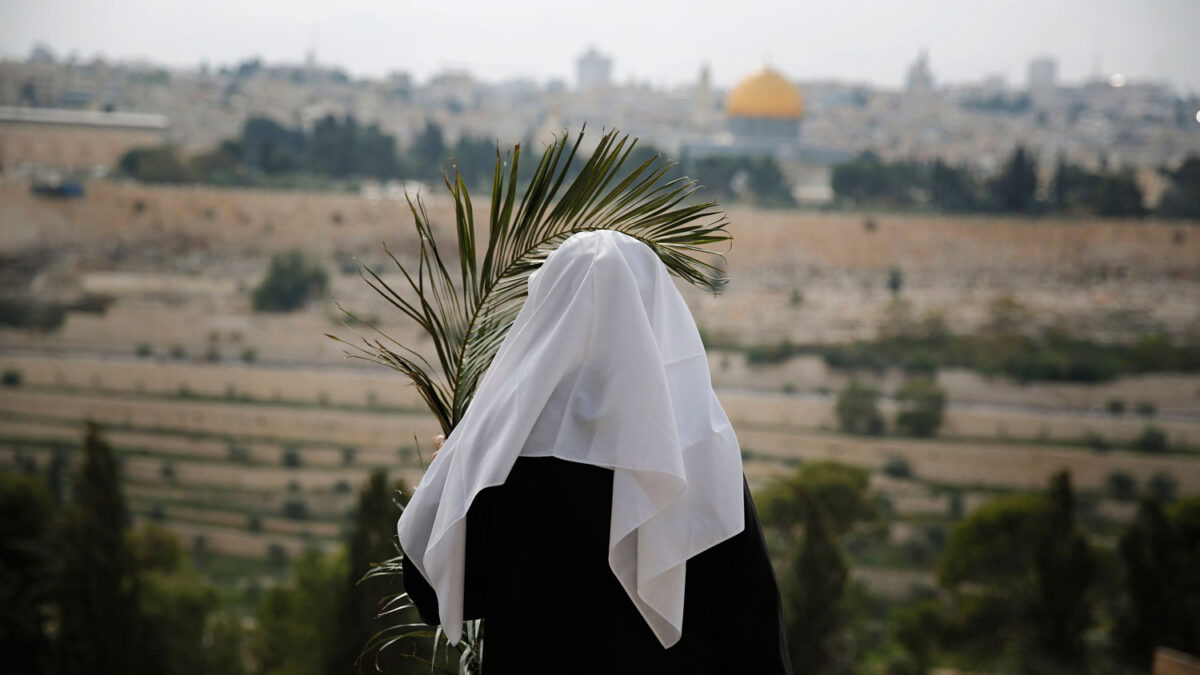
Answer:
(725, 68, 804, 119)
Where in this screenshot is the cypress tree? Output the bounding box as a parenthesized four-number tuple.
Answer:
(333, 469, 425, 674)
(0, 473, 55, 674)
(1115, 495, 1200, 664)
(52, 420, 147, 675)
(784, 488, 848, 675)
(1028, 470, 1094, 672)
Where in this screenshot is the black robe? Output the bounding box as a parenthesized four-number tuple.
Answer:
(402, 456, 792, 674)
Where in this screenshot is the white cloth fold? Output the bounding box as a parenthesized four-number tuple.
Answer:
(396, 229, 745, 648)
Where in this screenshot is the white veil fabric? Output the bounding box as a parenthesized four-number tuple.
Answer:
(396, 229, 745, 648)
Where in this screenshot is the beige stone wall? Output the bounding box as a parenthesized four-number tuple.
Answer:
(0, 121, 166, 172)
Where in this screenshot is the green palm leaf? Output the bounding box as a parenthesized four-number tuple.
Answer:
(327, 127, 729, 435)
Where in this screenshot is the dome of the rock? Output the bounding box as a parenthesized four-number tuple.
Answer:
(725, 68, 804, 119)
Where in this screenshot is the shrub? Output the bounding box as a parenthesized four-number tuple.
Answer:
(883, 456, 912, 478)
(1, 369, 22, 387)
(1147, 472, 1178, 502)
(159, 460, 175, 481)
(118, 146, 190, 183)
(281, 448, 302, 468)
(227, 444, 250, 464)
(169, 344, 187, 360)
(894, 377, 947, 438)
(192, 534, 210, 568)
(205, 346, 221, 362)
(1134, 426, 1168, 453)
(252, 249, 329, 312)
(0, 297, 67, 331)
(135, 343, 153, 358)
(333, 480, 353, 494)
(1106, 398, 1126, 416)
(247, 515, 262, 532)
(267, 543, 288, 569)
(1107, 471, 1136, 500)
(745, 339, 799, 365)
(286, 480, 301, 493)
(947, 491, 965, 520)
(341, 447, 357, 466)
(1084, 430, 1110, 452)
(70, 293, 114, 314)
(282, 499, 309, 520)
(836, 379, 884, 435)
(240, 347, 257, 363)
(1135, 401, 1157, 418)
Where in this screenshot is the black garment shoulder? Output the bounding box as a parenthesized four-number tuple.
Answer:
(402, 456, 792, 675)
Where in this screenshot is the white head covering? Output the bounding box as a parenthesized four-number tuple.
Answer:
(397, 229, 744, 648)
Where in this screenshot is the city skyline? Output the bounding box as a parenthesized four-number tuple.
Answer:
(2, 0, 1199, 93)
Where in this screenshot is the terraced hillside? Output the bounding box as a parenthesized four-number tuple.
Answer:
(4, 352, 1198, 600)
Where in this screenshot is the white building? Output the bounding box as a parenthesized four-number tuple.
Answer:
(576, 47, 613, 91)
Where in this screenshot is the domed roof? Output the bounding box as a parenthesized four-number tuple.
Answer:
(725, 68, 804, 119)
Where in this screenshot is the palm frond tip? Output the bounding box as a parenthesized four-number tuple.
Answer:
(331, 128, 730, 435)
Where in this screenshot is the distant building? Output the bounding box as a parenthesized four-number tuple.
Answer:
(1028, 56, 1058, 91)
(681, 66, 851, 203)
(576, 47, 613, 91)
(726, 67, 804, 144)
(0, 105, 169, 175)
(690, 64, 715, 131)
(906, 50, 935, 92)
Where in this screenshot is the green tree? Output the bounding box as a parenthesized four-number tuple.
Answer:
(1095, 171, 1147, 217)
(239, 116, 306, 174)
(52, 421, 147, 675)
(187, 145, 243, 184)
(783, 488, 848, 675)
(309, 114, 360, 178)
(132, 524, 235, 675)
(1156, 155, 1200, 219)
(1113, 495, 1200, 664)
(831, 152, 923, 207)
(1050, 157, 1099, 212)
(836, 379, 884, 436)
(252, 249, 329, 312)
(930, 159, 981, 211)
(0, 472, 55, 674)
(253, 549, 347, 675)
(937, 471, 1095, 672)
(1028, 472, 1094, 670)
(893, 377, 946, 437)
(447, 135, 498, 189)
(758, 461, 877, 536)
(332, 469, 426, 674)
(991, 146, 1039, 213)
(757, 463, 876, 673)
(408, 120, 448, 181)
(886, 599, 943, 675)
(688, 156, 796, 206)
(355, 122, 401, 179)
(118, 146, 191, 183)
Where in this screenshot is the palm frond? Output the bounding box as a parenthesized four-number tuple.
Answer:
(331, 127, 729, 435)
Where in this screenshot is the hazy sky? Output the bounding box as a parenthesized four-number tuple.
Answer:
(3, 0, 1198, 92)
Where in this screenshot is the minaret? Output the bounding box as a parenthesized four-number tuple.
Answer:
(691, 63, 713, 131)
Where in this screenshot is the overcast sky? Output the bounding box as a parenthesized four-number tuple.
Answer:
(3, 0, 1198, 93)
